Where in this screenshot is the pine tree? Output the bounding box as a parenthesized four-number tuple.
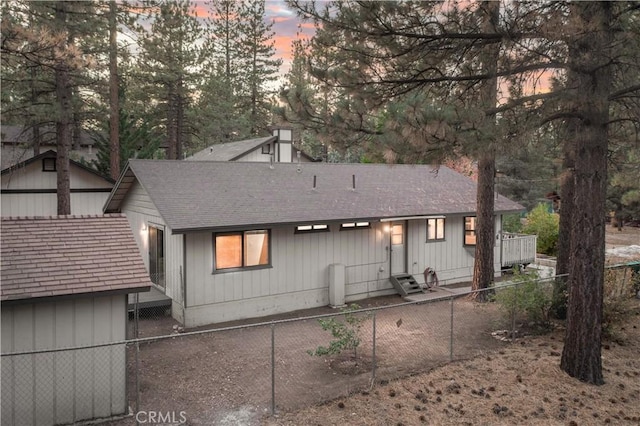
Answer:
(137, 0, 202, 159)
(286, 0, 640, 384)
(195, 0, 247, 146)
(238, 0, 282, 135)
(2, 1, 105, 214)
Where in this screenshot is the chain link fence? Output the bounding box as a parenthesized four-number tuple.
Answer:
(3, 264, 638, 426)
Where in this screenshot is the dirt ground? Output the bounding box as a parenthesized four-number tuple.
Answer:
(263, 226, 640, 426)
(265, 300, 640, 426)
(112, 296, 509, 425)
(106, 225, 639, 425)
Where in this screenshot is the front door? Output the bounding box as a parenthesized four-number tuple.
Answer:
(390, 222, 406, 275)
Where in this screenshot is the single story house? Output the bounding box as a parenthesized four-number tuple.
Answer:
(186, 128, 316, 163)
(104, 160, 530, 327)
(1, 215, 151, 426)
(1, 150, 114, 216)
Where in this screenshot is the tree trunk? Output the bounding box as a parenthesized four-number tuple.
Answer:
(109, 0, 120, 180)
(29, 65, 41, 156)
(560, 1, 612, 385)
(55, 1, 72, 215)
(471, 0, 499, 301)
(72, 86, 82, 151)
(472, 152, 496, 300)
(176, 88, 184, 160)
(166, 85, 178, 160)
(553, 121, 576, 319)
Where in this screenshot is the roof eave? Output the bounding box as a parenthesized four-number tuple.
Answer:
(103, 163, 136, 213)
(0, 285, 151, 306)
(228, 136, 278, 161)
(169, 208, 523, 234)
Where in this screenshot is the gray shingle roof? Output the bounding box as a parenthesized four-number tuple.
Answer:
(105, 160, 524, 233)
(186, 136, 276, 161)
(1, 215, 151, 303)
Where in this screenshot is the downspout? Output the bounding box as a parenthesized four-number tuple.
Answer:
(499, 215, 503, 270)
(182, 234, 187, 321)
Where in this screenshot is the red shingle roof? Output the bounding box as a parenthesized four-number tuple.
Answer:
(1, 215, 151, 303)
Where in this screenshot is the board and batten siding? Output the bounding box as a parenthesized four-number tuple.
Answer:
(235, 148, 273, 162)
(1, 160, 109, 190)
(1, 192, 110, 216)
(183, 223, 391, 326)
(406, 215, 503, 284)
(1, 160, 112, 216)
(1, 295, 127, 426)
(183, 216, 503, 326)
(119, 180, 184, 316)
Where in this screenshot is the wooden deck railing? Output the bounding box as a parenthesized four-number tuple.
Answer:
(500, 233, 537, 267)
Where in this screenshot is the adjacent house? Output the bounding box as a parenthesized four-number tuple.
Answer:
(1, 215, 151, 426)
(104, 159, 529, 327)
(186, 128, 316, 163)
(1, 150, 114, 216)
(1, 124, 97, 170)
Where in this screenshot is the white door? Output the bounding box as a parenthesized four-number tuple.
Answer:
(390, 222, 406, 275)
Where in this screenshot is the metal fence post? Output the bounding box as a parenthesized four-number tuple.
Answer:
(135, 339, 140, 426)
(449, 296, 454, 361)
(135, 292, 140, 339)
(271, 322, 275, 415)
(512, 284, 518, 339)
(371, 311, 377, 384)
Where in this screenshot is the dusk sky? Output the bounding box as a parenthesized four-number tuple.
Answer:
(191, 0, 317, 77)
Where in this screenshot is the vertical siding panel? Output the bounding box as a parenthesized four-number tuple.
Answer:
(198, 233, 209, 304)
(202, 234, 213, 304)
(13, 305, 34, 426)
(418, 222, 426, 277)
(244, 270, 251, 299)
(317, 231, 328, 289)
(54, 300, 74, 424)
(281, 227, 290, 294)
(69, 193, 110, 215)
(276, 228, 286, 295)
(108, 297, 127, 415)
(1, 307, 14, 352)
(234, 270, 244, 300)
(304, 233, 312, 289)
(167, 233, 184, 303)
(286, 229, 296, 293)
(355, 230, 363, 284)
(110, 297, 127, 416)
(1, 308, 15, 426)
(311, 232, 320, 289)
(74, 300, 94, 421)
(211, 235, 225, 304)
(225, 273, 236, 302)
(92, 299, 112, 418)
(295, 234, 304, 290)
(34, 304, 55, 426)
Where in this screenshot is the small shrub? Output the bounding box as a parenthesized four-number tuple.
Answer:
(493, 270, 553, 332)
(522, 204, 559, 256)
(502, 213, 524, 233)
(603, 266, 637, 336)
(308, 304, 371, 361)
